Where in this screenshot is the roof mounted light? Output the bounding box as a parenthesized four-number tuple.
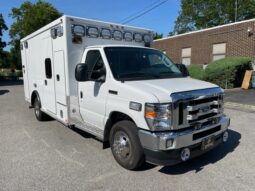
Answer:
(134, 33, 143, 42)
(72, 25, 85, 37)
(101, 28, 111, 39)
(124, 32, 133, 41)
(87, 26, 99, 38)
(143, 34, 151, 43)
(113, 30, 122, 40)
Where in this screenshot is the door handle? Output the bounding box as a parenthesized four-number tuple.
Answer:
(80, 91, 83, 99)
(56, 74, 60, 81)
(44, 80, 47, 86)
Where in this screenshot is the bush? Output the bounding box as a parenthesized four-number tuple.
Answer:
(187, 65, 205, 80)
(204, 57, 252, 89)
(0, 69, 22, 80)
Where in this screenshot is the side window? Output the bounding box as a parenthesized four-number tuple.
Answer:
(45, 58, 52, 79)
(85, 50, 105, 80)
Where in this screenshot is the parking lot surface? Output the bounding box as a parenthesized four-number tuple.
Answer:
(225, 88, 255, 106)
(0, 83, 255, 191)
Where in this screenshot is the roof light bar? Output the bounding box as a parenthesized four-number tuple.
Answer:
(87, 26, 99, 38)
(101, 28, 111, 39)
(113, 30, 122, 40)
(124, 32, 133, 41)
(134, 33, 143, 42)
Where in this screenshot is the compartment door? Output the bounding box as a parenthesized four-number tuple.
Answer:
(53, 50, 66, 105)
(41, 37, 56, 114)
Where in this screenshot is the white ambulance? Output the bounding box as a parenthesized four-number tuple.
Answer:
(21, 15, 230, 170)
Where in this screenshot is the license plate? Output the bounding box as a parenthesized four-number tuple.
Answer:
(201, 136, 215, 150)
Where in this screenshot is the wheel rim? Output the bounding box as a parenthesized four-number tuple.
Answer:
(113, 131, 131, 160)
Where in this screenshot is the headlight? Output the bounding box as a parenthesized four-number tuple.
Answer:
(145, 103, 172, 131)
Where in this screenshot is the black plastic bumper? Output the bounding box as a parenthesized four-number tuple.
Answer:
(143, 132, 224, 166)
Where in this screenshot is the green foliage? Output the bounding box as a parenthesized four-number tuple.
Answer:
(204, 57, 253, 89)
(0, 51, 10, 68)
(172, 0, 255, 34)
(187, 65, 205, 80)
(8, 1, 62, 69)
(0, 69, 22, 81)
(0, 13, 8, 56)
(9, 1, 62, 41)
(153, 32, 163, 40)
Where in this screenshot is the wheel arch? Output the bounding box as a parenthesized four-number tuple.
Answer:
(31, 90, 40, 107)
(103, 111, 136, 146)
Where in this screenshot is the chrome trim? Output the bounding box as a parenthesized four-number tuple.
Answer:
(171, 87, 224, 130)
(187, 108, 221, 120)
(187, 100, 221, 111)
(139, 116, 230, 151)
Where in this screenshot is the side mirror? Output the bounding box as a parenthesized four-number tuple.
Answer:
(75, 64, 89, 81)
(176, 63, 189, 77)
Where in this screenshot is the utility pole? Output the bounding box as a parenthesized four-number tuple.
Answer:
(235, 0, 238, 22)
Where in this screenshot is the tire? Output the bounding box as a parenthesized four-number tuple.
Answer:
(110, 120, 145, 170)
(34, 97, 49, 121)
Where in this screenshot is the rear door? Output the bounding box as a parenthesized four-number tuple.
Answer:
(21, 45, 30, 100)
(41, 37, 56, 114)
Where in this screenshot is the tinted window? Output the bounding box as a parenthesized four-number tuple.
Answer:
(45, 58, 52, 79)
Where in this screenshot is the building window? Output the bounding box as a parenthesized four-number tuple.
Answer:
(212, 43, 226, 61)
(181, 47, 191, 65)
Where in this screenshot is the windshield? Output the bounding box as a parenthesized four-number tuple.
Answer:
(104, 47, 183, 81)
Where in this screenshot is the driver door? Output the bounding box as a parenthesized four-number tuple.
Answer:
(78, 49, 108, 131)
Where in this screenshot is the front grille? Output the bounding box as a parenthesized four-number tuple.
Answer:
(171, 88, 224, 130)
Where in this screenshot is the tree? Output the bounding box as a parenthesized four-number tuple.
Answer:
(0, 13, 8, 68)
(172, 0, 255, 35)
(153, 32, 163, 40)
(0, 14, 8, 54)
(9, 0, 62, 69)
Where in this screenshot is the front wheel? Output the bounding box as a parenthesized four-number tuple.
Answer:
(110, 120, 145, 170)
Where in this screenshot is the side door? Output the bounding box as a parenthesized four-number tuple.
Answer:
(53, 50, 66, 105)
(78, 49, 108, 131)
(41, 37, 56, 114)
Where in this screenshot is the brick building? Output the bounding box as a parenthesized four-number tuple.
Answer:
(154, 19, 255, 66)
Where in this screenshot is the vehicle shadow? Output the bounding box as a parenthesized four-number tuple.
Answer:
(0, 90, 10, 95)
(158, 129, 240, 175)
(0, 80, 23, 87)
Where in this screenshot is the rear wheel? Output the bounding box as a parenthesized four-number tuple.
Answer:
(34, 97, 49, 121)
(110, 120, 145, 170)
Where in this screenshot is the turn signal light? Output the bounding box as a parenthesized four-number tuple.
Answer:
(145, 111, 156, 119)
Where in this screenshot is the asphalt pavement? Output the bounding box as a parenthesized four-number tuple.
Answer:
(225, 88, 255, 106)
(0, 83, 255, 191)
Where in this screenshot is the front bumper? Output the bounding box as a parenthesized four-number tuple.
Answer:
(138, 116, 230, 165)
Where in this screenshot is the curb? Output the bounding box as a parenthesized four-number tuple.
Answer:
(225, 102, 255, 112)
(224, 88, 242, 92)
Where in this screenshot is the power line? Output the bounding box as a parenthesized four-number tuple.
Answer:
(121, 0, 169, 24)
(119, 0, 162, 23)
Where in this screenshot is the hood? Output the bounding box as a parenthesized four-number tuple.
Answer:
(124, 77, 219, 102)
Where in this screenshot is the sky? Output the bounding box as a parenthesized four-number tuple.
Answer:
(0, 0, 180, 51)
